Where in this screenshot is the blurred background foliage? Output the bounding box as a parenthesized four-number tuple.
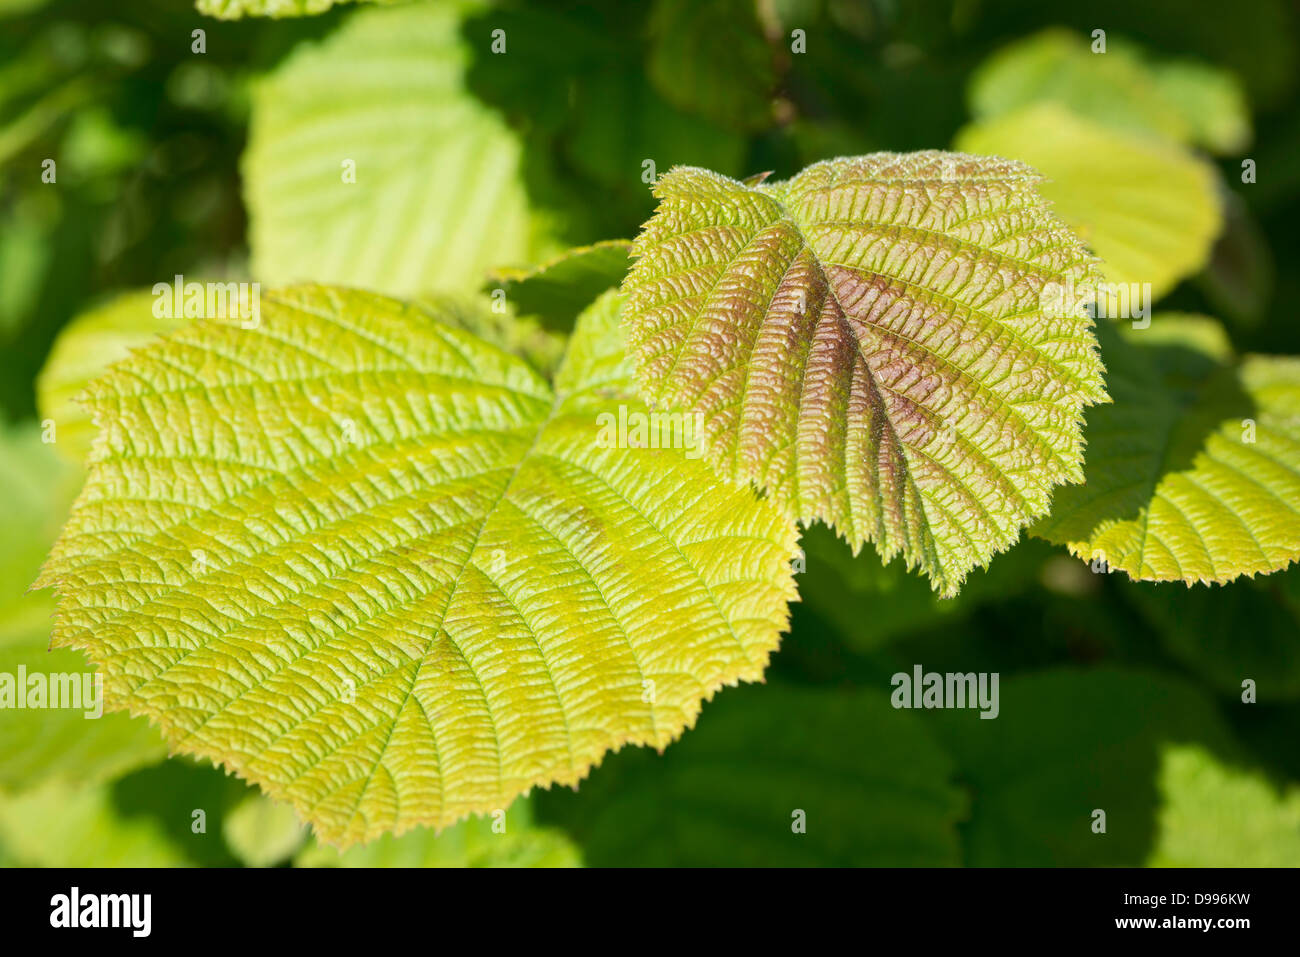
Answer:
(2, 0, 1299, 867)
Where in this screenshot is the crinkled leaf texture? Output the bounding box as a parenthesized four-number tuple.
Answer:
(35, 285, 798, 848)
(1035, 315, 1300, 584)
(622, 154, 1107, 596)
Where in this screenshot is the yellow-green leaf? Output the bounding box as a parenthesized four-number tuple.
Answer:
(37, 290, 187, 464)
(223, 793, 307, 867)
(411, 292, 569, 381)
(1153, 63, 1253, 156)
(0, 424, 166, 790)
(1151, 744, 1300, 867)
(622, 154, 1107, 596)
(36, 285, 798, 848)
(956, 104, 1222, 299)
(970, 29, 1251, 154)
(243, 1, 559, 298)
(1035, 315, 1300, 584)
(0, 779, 193, 866)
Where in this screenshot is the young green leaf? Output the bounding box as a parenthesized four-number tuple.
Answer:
(223, 793, 308, 867)
(0, 636, 168, 790)
(487, 240, 633, 332)
(412, 292, 569, 381)
(622, 153, 1107, 596)
(970, 29, 1251, 154)
(1035, 315, 1300, 584)
(35, 285, 798, 847)
(243, 2, 559, 298)
(956, 104, 1221, 299)
(0, 780, 195, 867)
(1150, 744, 1300, 867)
